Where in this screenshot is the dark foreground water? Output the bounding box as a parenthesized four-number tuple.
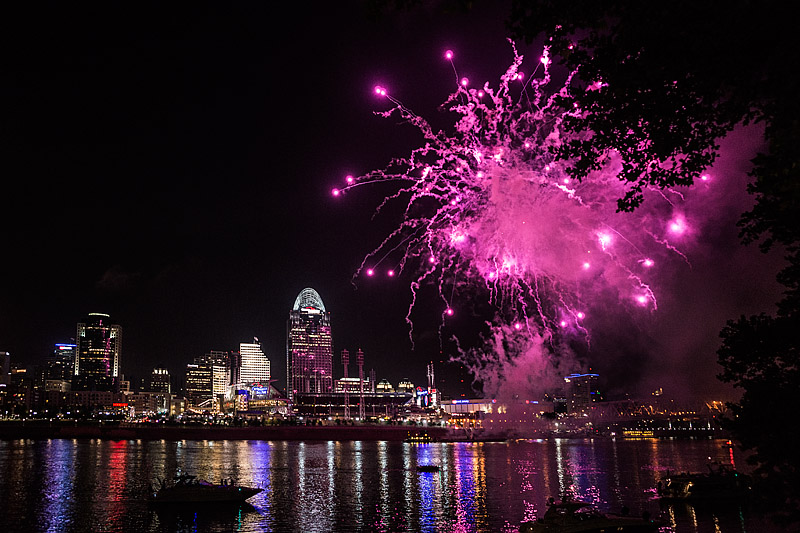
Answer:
(0, 437, 780, 532)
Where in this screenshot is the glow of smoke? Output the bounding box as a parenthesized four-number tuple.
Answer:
(669, 216, 687, 235)
(341, 42, 695, 399)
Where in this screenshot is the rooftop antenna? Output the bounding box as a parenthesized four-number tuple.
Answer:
(357, 349, 365, 420)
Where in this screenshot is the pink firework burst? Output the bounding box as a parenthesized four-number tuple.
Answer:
(338, 42, 698, 397)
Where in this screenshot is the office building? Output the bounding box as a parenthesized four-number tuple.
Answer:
(564, 372, 600, 414)
(184, 363, 212, 409)
(238, 342, 269, 386)
(287, 288, 333, 402)
(150, 365, 171, 393)
(1, 351, 10, 386)
(73, 313, 122, 392)
(47, 343, 76, 382)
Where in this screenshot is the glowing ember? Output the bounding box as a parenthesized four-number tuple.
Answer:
(669, 217, 687, 235)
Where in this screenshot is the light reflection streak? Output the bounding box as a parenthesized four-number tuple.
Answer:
(326, 440, 335, 503)
(403, 443, 413, 529)
(417, 447, 438, 531)
(353, 440, 363, 519)
(106, 439, 129, 524)
(555, 439, 571, 496)
(40, 439, 76, 531)
(377, 441, 390, 531)
(452, 442, 479, 531)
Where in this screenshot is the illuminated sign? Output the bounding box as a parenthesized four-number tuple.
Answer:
(452, 399, 469, 404)
(112, 403, 128, 408)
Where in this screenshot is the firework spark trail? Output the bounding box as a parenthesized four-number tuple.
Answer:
(335, 44, 700, 398)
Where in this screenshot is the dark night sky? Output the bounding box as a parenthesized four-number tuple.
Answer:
(0, 2, 785, 401)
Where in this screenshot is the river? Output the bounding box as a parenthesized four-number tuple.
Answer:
(0, 437, 780, 532)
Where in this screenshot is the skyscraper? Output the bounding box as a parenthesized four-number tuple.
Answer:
(286, 288, 333, 402)
(150, 365, 171, 393)
(47, 343, 76, 382)
(0, 351, 10, 387)
(73, 313, 122, 392)
(184, 363, 212, 408)
(238, 342, 269, 386)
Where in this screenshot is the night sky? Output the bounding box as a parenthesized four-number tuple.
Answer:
(0, 2, 785, 401)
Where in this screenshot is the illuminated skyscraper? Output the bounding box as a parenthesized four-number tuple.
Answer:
(185, 363, 212, 408)
(287, 288, 333, 402)
(47, 343, 76, 382)
(150, 365, 171, 393)
(73, 313, 122, 392)
(239, 341, 269, 386)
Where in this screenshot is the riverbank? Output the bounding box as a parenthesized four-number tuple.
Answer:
(0, 421, 459, 442)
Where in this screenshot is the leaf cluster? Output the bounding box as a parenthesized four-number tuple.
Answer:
(509, 0, 793, 211)
(507, 1, 800, 523)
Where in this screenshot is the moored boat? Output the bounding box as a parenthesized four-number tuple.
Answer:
(151, 474, 262, 503)
(520, 495, 664, 532)
(656, 462, 750, 501)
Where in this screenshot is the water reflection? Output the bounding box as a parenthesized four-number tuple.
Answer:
(0, 437, 784, 532)
(40, 439, 76, 531)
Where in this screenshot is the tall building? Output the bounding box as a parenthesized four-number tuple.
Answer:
(185, 363, 212, 408)
(228, 350, 241, 386)
(150, 365, 171, 393)
(73, 313, 122, 392)
(239, 341, 269, 386)
(287, 288, 333, 402)
(564, 372, 600, 414)
(47, 343, 76, 382)
(0, 351, 10, 386)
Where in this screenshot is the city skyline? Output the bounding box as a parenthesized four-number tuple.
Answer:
(0, 3, 786, 402)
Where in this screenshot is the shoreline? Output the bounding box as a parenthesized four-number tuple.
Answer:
(0, 421, 725, 442)
(0, 421, 459, 442)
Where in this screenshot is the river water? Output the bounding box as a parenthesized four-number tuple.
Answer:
(0, 437, 780, 532)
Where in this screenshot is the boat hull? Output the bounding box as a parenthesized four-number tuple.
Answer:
(152, 486, 262, 503)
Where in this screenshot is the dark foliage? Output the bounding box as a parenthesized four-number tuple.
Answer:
(507, 0, 800, 524)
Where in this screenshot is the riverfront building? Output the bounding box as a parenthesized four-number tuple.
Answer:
(149, 366, 171, 393)
(239, 342, 269, 386)
(287, 288, 333, 402)
(47, 343, 76, 383)
(73, 313, 122, 392)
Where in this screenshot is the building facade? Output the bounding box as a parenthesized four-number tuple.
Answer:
(0, 351, 9, 387)
(47, 343, 76, 382)
(239, 342, 269, 386)
(73, 313, 122, 392)
(184, 363, 212, 409)
(150, 365, 171, 393)
(286, 288, 333, 402)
